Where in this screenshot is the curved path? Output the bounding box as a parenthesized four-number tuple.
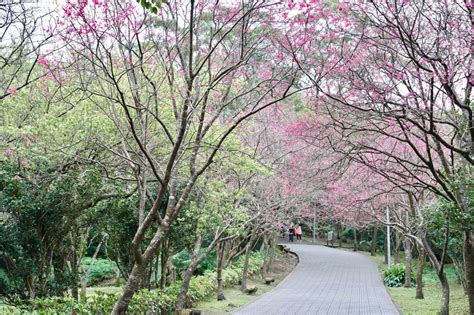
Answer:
(234, 244, 399, 315)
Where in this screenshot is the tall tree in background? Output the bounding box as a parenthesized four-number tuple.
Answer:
(56, 0, 304, 312)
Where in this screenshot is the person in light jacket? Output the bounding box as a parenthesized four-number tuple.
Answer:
(295, 223, 302, 242)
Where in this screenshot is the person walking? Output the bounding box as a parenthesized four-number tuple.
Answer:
(288, 223, 295, 242)
(295, 223, 302, 242)
(280, 223, 287, 239)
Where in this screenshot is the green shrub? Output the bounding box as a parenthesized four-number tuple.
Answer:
(174, 250, 217, 277)
(0, 269, 13, 296)
(15, 250, 269, 313)
(80, 257, 117, 286)
(196, 252, 216, 274)
(173, 251, 192, 277)
(187, 271, 216, 304)
(16, 285, 180, 314)
(384, 264, 415, 287)
(358, 240, 371, 252)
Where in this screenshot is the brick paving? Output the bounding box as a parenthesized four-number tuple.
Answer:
(234, 244, 399, 315)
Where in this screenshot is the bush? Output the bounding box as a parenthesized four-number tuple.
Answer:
(383, 264, 415, 287)
(196, 251, 216, 274)
(358, 240, 371, 252)
(174, 250, 217, 277)
(13, 250, 268, 313)
(12, 285, 181, 314)
(187, 271, 216, 304)
(0, 269, 13, 296)
(173, 251, 192, 277)
(80, 257, 117, 286)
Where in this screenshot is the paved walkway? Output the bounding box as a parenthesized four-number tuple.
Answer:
(234, 244, 399, 315)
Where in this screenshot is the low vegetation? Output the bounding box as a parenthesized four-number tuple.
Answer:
(383, 264, 415, 288)
(370, 253, 469, 314)
(1, 252, 275, 314)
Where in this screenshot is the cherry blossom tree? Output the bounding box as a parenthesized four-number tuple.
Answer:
(276, 91, 460, 312)
(0, 1, 58, 100)
(55, 0, 306, 312)
(285, 1, 473, 313)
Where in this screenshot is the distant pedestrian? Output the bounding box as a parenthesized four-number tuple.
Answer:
(328, 230, 334, 247)
(288, 223, 295, 242)
(295, 223, 302, 242)
(280, 223, 287, 238)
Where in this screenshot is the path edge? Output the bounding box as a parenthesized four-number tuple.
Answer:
(232, 244, 300, 314)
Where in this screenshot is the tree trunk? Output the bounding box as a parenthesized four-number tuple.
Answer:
(111, 262, 148, 314)
(112, 223, 170, 314)
(464, 230, 474, 315)
(145, 258, 153, 289)
(216, 242, 225, 301)
(168, 257, 176, 284)
(240, 237, 253, 292)
(422, 232, 449, 315)
(176, 235, 202, 310)
(154, 255, 160, 288)
(160, 242, 169, 289)
(452, 258, 467, 293)
(384, 232, 388, 264)
(371, 226, 378, 256)
(353, 227, 358, 252)
(338, 223, 343, 248)
(261, 234, 271, 277)
(137, 175, 147, 226)
(439, 270, 450, 315)
(416, 244, 425, 299)
(71, 250, 79, 301)
(403, 237, 412, 288)
(268, 233, 277, 268)
(146, 242, 161, 289)
(80, 238, 103, 299)
(395, 231, 401, 264)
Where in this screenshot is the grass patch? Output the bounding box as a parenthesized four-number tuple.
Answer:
(366, 253, 469, 314)
(388, 284, 468, 315)
(85, 286, 122, 296)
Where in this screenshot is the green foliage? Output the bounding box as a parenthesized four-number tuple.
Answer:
(196, 252, 217, 274)
(15, 251, 266, 313)
(184, 251, 264, 307)
(342, 227, 354, 239)
(173, 250, 217, 278)
(383, 264, 415, 287)
(138, 0, 167, 14)
(9, 285, 180, 315)
(422, 264, 459, 285)
(357, 240, 371, 252)
(80, 258, 117, 286)
(90, 197, 140, 279)
(187, 271, 216, 305)
(0, 269, 13, 297)
(0, 162, 103, 300)
(388, 285, 469, 315)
